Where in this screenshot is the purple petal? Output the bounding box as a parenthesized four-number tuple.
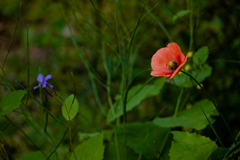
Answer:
(41, 81, 47, 88)
(34, 84, 40, 90)
(44, 75, 52, 81)
(37, 74, 44, 82)
(46, 83, 54, 89)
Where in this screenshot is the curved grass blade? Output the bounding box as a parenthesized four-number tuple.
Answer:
(2, 2, 22, 68)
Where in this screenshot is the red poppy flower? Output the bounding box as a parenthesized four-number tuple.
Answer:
(151, 42, 188, 82)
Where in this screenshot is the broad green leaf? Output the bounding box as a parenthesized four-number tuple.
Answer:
(62, 94, 79, 121)
(16, 151, 59, 160)
(153, 99, 218, 130)
(71, 133, 104, 160)
(107, 78, 165, 122)
(172, 10, 190, 23)
(169, 131, 217, 160)
(209, 147, 229, 160)
(0, 90, 26, 116)
(193, 46, 209, 65)
(172, 64, 212, 88)
(117, 122, 169, 160)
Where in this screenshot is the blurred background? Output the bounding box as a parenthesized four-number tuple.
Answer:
(0, 0, 240, 159)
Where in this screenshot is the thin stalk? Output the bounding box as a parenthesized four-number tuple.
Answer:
(102, 42, 114, 116)
(181, 70, 236, 145)
(199, 104, 224, 147)
(126, 3, 145, 68)
(173, 88, 184, 117)
(145, 5, 173, 42)
(26, 24, 30, 110)
(114, 127, 121, 160)
(2, 2, 22, 69)
(17, 82, 68, 129)
(0, 67, 15, 91)
(69, 125, 77, 160)
(89, 0, 115, 32)
(44, 94, 49, 133)
(189, 0, 193, 51)
(46, 123, 72, 160)
(5, 116, 47, 157)
(1, 144, 9, 160)
(61, 3, 107, 116)
(114, 1, 127, 158)
(78, 111, 102, 133)
(122, 69, 153, 159)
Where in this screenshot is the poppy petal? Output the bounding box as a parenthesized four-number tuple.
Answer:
(169, 55, 188, 81)
(151, 48, 175, 71)
(151, 70, 172, 77)
(167, 42, 185, 63)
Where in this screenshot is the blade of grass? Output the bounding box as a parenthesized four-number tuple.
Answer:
(46, 122, 72, 160)
(144, 6, 173, 42)
(60, 3, 107, 116)
(173, 88, 184, 117)
(78, 111, 102, 133)
(2, 2, 22, 69)
(189, 0, 193, 50)
(5, 116, 47, 157)
(198, 104, 224, 147)
(126, 3, 145, 68)
(89, 0, 115, 32)
(122, 68, 153, 159)
(181, 70, 236, 145)
(17, 82, 68, 129)
(69, 0, 120, 58)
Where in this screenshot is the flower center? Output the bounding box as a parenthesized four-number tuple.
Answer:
(168, 60, 178, 71)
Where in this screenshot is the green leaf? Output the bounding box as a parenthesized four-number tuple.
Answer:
(169, 131, 217, 160)
(153, 99, 218, 130)
(172, 64, 212, 88)
(16, 151, 59, 160)
(107, 78, 165, 122)
(193, 46, 209, 65)
(62, 94, 79, 121)
(172, 10, 190, 23)
(117, 122, 169, 160)
(71, 133, 105, 160)
(0, 90, 26, 116)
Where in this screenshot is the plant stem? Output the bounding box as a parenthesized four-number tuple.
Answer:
(181, 70, 236, 145)
(173, 88, 184, 117)
(189, 0, 193, 51)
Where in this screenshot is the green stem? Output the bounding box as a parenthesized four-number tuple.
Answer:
(181, 70, 236, 145)
(46, 123, 72, 160)
(114, 127, 121, 160)
(173, 88, 184, 117)
(199, 104, 224, 147)
(69, 125, 77, 160)
(2, 2, 22, 69)
(189, 0, 193, 51)
(78, 111, 102, 133)
(5, 116, 47, 157)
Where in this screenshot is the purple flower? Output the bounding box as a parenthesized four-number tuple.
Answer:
(34, 74, 54, 90)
